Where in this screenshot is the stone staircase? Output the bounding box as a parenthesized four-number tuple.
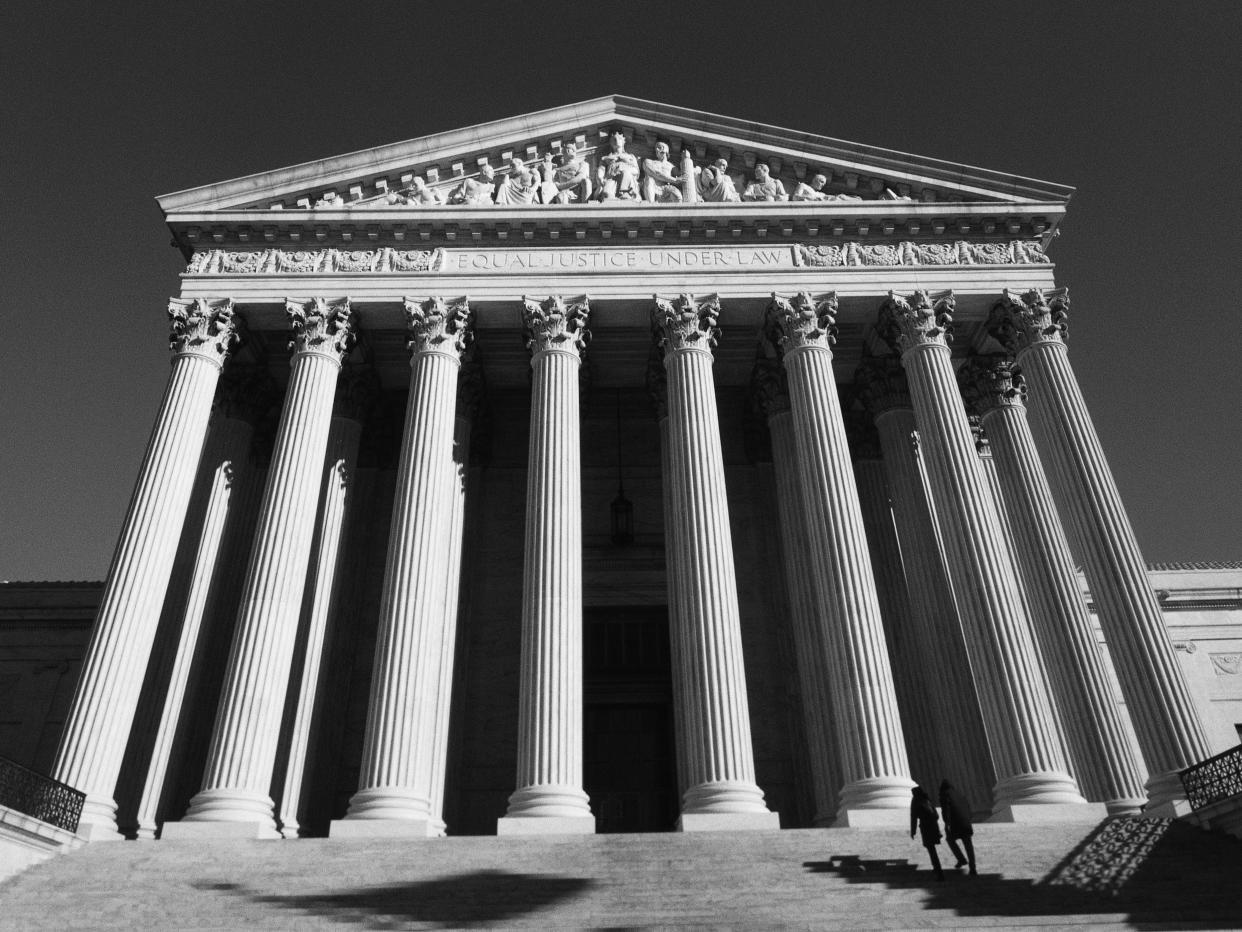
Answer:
(3, 816, 1241, 930)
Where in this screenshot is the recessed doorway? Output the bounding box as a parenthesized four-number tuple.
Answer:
(583, 606, 678, 833)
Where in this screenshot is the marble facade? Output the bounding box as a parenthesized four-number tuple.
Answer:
(24, 97, 1234, 840)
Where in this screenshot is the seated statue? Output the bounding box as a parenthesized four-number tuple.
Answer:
(540, 144, 592, 204)
(641, 142, 682, 202)
(696, 158, 740, 202)
(597, 130, 640, 201)
(742, 163, 788, 201)
(386, 177, 445, 207)
(792, 173, 862, 202)
(448, 164, 496, 206)
(495, 157, 541, 205)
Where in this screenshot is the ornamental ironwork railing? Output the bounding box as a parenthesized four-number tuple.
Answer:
(0, 755, 85, 833)
(1180, 743, 1242, 811)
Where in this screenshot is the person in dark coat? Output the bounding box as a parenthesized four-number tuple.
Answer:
(909, 786, 944, 880)
(939, 779, 977, 875)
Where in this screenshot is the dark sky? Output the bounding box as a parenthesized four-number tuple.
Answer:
(2, 1, 1239, 581)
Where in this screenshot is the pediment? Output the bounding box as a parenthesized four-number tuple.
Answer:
(156, 96, 1073, 216)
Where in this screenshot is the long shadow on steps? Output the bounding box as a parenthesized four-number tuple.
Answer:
(805, 816, 1242, 929)
(194, 869, 596, 927)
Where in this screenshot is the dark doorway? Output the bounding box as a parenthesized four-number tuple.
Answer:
(583, 607, 678, 833)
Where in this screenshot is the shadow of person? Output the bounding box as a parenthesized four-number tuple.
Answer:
(196, 868, 595, 927)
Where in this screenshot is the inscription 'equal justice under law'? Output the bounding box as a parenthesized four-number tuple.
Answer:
(446, 246, 795, 273)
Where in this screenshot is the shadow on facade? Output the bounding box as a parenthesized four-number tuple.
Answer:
(195, 869, 596, 927)
(803, 816, 1242, 926)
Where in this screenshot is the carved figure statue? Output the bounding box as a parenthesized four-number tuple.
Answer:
(386, 177, 444, 207)
(742, 163, 788, 202)
(792, 173, 861, 202)
(696, 158, 740, 203)
(641, 142, 682, 202)
(597, 130, 640, 201)
(540, 144, 592, 204)
(314, 191, 344, 208)
(495, 158, 541, 205)
(448, 164, 496, 206)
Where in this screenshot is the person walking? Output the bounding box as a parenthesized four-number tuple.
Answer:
(940, 779, 977, 876)
(909, 786, 945, 880)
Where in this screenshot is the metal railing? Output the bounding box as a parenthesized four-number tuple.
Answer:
(1180, 743, 1242, 811)
(0, 755, 85, 833)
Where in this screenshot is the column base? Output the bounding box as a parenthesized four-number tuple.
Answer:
(497, 815, 595, 836)
(343, 787, 434, 823)
(682, 780, 772, 816)
(988, 802, 1109, 824)
(1143, 768, 1190, 815)
(992, 771, 1088, 810)
(160, 820, 281, 840)
(1104, 797, 1145, 817)
(503, 784, 593, 820)
(678, 811, 780, 832)
(330, 818, 437, 839)
(831, 807, 910, 829)
(178, 787, 279, 836)
(73, 797, 123, 842)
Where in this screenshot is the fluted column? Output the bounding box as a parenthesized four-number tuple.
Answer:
(170, 297, 355, 838)
(276, 366, 377, 837)
(647, 353, 692, 800)
(333, 298, 471, 837)
(766, 293, 913, 825)
(52, 298, 239, 839)
(134, 366, 273, 839)
(989, 289, 1211, 813)
(653, 294, 778, 832)
(857, 358, 996, 815)
(877, 291, 1091, 820)
(960, 354, 1146, 813)
(426, 357, 484, 836)
(498, 295, 595, 834)
(752, 360, 843, 825)
(848, 425, 942, 792)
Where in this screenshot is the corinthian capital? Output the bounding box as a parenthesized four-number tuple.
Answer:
(168, 297, 241, 366)
(854, 356, 912, 417)
(958, 354, 1027, 416)
(987, 287, 1069, 353)
(750, 357, 790, 418)
(766, 292, 839, 353)
(876, 290, 955, 355)
(405, 296, 472, 359)
(652, 293, 720, 356)
(522, 295, 591, 359)
(286, 297, 356, 363)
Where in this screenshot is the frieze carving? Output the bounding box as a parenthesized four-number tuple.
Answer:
(286, 297, 356, 363)
(876, 290, 956, 355)
(522, 295, 591, 359)
(186, 248, 442, 275)
(854, 356, 911, 416)
(987, 287, 1070, 353)
(958, 355, 1027, 416)
(404, 296, 473, 359)
(797, 240, 1049, 268)
(167, 297, 241, 364)
(767, 292, 839, 353)
(652, 294, 721, 356)
(1211, 654, 1242, 676)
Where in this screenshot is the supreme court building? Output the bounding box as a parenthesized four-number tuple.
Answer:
(40, 97, 1237, 842)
